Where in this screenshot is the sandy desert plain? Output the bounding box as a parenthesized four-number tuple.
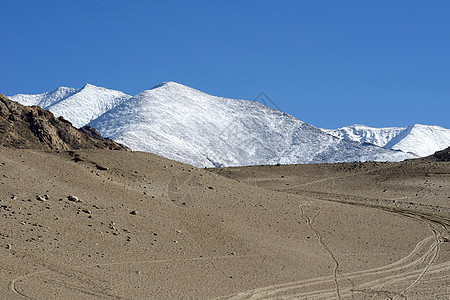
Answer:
(0, 146, 449, 299)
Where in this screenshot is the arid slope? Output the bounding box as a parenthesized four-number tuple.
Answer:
(211, 158, 450, 299)
(0, 147, 448, 299)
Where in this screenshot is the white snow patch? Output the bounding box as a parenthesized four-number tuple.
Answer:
(324, 124, 450, 157)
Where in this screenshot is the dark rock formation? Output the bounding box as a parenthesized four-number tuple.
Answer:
(0, 93, 128, 150)
(433, 147, 450, 162)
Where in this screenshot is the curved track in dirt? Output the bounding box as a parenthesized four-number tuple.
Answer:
(10, 254, 254, 300)
(213, 168, 450, 300)
(215, 207, 449, 300)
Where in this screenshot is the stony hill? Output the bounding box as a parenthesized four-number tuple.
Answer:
(0, 94, 128, 151)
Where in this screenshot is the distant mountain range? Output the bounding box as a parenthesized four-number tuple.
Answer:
(10, 82, 450, 167)
(323, 124, 450, 157)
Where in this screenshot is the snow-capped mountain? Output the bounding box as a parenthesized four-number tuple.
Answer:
(10, 86, 78, 108)
(324, 124, 450, 157)
(85, 82, 413, 167)
(322, 125, 406, 148)
(10, 82, 421, 167)
(10, 84, 131, 128)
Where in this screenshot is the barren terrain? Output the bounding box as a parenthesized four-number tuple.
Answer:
(1, 148, 449, 299)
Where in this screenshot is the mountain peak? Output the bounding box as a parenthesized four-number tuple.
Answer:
(88, 85, 415, 167)
(9, 83, 449, 167)
(409, 123, 437, 129)
(149, 81, 191, 90)
(81, 83, 99, 90)
(10, 84, 132, 128)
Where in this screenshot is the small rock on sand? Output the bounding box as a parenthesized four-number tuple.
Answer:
(68, 195, 82, 203)
(36, 195, 49, 202)
(96, 164, 109, 171)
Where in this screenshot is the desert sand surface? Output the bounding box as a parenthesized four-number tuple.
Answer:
(1, 148, 449, 299)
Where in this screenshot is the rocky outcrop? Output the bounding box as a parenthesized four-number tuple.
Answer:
(0, 93, 128, 150)
(433, 147, 450, 162)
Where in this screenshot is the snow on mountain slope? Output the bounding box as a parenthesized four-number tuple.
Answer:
(10, 86, 78, 108)
(384, 124, 450, 157)
(10, 84, 131, 128)
(323, 125, 406, 147)
(88, 82, 414, 167)
(324, 124, 450, 157)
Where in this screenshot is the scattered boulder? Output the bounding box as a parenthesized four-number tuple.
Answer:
(130, 210, 138, 215)
(79, 126, 130, 150)
(36, 195, 49, 202)
(96, 164, 109, 171)
(68, 195, 82, 203)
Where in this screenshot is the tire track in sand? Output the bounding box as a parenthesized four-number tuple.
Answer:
(215, 205, 448, 299)
(10, 254, 254, 300)
(300, 206, 342, 299)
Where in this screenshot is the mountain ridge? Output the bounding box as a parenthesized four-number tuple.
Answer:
(86, 82, 414, 167)
(10, 84, 132, 128)
(10, 82, 450, 167)
(324, 123, 450, 157)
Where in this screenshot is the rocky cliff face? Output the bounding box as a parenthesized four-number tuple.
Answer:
(433, 147, 450, 162)
(0, 94, 128, 151)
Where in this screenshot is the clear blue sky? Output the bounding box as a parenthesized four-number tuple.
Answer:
(1, 0, 449, 129)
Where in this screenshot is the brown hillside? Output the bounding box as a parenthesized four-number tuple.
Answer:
(433, 146, 450, 161)
(0, 94, 127, 150)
